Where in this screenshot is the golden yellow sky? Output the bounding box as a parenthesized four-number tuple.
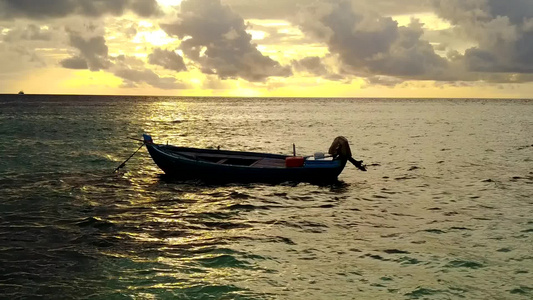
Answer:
(2, 0, 533, 98)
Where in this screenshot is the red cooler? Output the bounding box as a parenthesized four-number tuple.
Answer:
(285, 156, 305, 167)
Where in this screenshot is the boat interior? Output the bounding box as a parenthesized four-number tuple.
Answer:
(162, 147, 288, 167)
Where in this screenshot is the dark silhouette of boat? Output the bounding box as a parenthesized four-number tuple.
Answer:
(18, 91, 24, 95)
(142, 134, 365, 183)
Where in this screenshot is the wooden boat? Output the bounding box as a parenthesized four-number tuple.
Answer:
(142, 134, 364, 183)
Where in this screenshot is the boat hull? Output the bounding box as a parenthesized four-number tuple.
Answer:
(145, 143, 347, 183)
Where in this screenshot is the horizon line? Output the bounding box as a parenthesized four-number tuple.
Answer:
(2, 93, 532, 100)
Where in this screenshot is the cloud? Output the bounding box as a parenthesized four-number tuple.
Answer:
(0, 22, 74, 75)
(3, 24, 52, 42)
(0, 0, 161, 19)
(130, 0, 161, 17)
(3, 0, 533, 91)
(246, 21, 317, 47)
(111, 54, 188, 89)
(223, 0, 432, 20)
(297, 1, 448, 81)
(291, 56, 328, 76)
(0, 43, 46, 75)
(125, 25, 137, 38)
(364, 75, 406, 87)
(60, 56, 88, 69)
(201, 75, 235, 90)
(60, 31, 110, 71)
(114, 68, 187, 90)
(433, 0, 533, 74)
(161, 0, 291, 82)
(221, 0, 310, 20)
(148, 48, 187, 72)
(285, 0, 533, 84)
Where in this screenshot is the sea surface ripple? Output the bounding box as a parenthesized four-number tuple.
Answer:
(0, 96, 532, 299)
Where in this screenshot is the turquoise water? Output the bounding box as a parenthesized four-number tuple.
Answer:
(0, 95, 532, 299)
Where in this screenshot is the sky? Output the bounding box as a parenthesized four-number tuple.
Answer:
(1, 0, 533, 98)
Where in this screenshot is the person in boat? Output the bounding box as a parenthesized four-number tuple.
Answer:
(328, 136, 366, 171)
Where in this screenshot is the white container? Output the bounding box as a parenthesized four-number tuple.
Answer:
(314, 152, 325, 159)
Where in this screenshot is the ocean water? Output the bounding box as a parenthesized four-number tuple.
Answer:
(0, 95, 532, 299)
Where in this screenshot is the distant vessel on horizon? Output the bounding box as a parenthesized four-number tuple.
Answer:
(18, 91, 24, 95)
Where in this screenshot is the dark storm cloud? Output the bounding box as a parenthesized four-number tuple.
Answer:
(433, 0, 533, 75)
(114, 68, 187, 89)
(0, 0, 160, 19)
(148, 48, 187, 72)
(60, 32, 109, 71)
(161, 0, 291, 82)
(298, 1, 448, 80)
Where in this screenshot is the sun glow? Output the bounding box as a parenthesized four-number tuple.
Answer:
(156, 0, 182, 7)
(392, 13, 452, 30)
(247, 30, 266, 40)
(63, 70, 123, 89)
(230, 88, 262, 98)
(138, 20, 154, 28)
(190, 78, 201, 85)
(132, 29, 177, 46)
(247, 19, 291, 27)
